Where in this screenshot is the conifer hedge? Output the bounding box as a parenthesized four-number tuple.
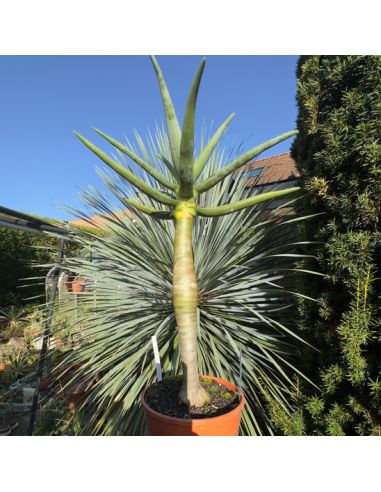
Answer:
(288, 56, 381, 435)
(0, 227, 58, 307)
(0, 208, 107, 307)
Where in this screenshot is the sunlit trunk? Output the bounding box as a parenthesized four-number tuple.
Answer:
(173, 203, 210, 408)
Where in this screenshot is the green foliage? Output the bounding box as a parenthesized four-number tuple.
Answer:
(50, 127, 315, 436)
(321, 364, 345, 394)
(0, 345, 39, 385)
(291, 55, 381, 435)
(33, 398, 85, 436)
(75, 56, 299, 219)
(0, 304, 30, 339)
(0, 227, 58, 307)
(325, 404, 352, 436)
(71, 224, 110, 238)
(267, 395, 306, 436)
(52, 55, 314, 433)
(0, 221, 85, 309)
(305, 395, 324, 421)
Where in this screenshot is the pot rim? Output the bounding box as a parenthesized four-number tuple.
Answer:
(141, 375, 245, 425)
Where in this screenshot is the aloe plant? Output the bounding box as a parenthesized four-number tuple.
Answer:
(72, 56, 301, 411)
(0, 304, 30, 339)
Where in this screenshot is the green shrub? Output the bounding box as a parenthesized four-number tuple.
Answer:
(0, 222, 84, 308)
(0, 227, 57, 307)
(291, 55, 381, 435)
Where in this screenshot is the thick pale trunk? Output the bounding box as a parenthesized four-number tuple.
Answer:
(173, 204, 210, 408)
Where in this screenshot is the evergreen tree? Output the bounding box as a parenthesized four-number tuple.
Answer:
(286, 56, 381, 436)
(0, 214, 98, 307)
(0, 227, 58, 307)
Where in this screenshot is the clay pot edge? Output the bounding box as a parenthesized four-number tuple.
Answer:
(141, 375, 245, 426)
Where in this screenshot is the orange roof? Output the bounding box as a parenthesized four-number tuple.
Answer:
(234, 151, 300, 187)
(70, 208, 134, 230)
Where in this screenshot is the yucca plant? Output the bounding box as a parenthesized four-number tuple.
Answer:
(53, 56, 314, 435)
(0, 304, 30, 340)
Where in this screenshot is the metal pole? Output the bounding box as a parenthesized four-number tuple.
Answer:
(27, 237, 65, 435)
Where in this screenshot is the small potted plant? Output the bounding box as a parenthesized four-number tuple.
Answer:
(0, 355, 6, 373)
(0, 305, 29, 340)
(0, 346, 11, 373)
(62, 370, 100, 413)
(71, 277, 86, 293)
(1, 346, 38, 385)
(72, 56, 301, 435)
(62, 273, 75, 292)
(64, 381, 88, 413)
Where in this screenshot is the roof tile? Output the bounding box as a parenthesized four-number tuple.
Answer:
(234, 151, 300, 187)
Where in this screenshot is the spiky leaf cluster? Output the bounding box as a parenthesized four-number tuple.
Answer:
(51, 126, 315, 435)
(47, 56, 313, 435)
(74, 56, 299, 217)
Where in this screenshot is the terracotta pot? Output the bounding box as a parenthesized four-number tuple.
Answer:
(39, 377, 53, 390)
(141, 375, 245, 436)
(62, 274, 74, 292)
(64, 371, 98, 413)
(51, 336, 64, 350)
(55, 362, 83, 385)
(65, 383, 87, 413)
(71, 278, 86, 293)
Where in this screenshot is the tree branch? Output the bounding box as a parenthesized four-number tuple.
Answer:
(194, 113, 235, 180)
(178, 58, 206, 199)
(123, 199, 174, 220)
(74, 132, 178, 207)
(150, 55, 182, 170)
(155, 153, 179, 181)
(196, 187, 300, 217)
(93, 128, 177, 191)
(195, 130, 298, 194)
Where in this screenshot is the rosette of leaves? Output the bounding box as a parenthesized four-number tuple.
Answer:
(52, 56, 315, 435)
(0, 305, 30, 340)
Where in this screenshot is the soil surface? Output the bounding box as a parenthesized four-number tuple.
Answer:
(144, 376, 240, 419)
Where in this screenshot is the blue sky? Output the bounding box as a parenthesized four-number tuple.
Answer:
(0, 56, 299, 221)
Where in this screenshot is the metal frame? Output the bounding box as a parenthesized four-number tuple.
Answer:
(0, 204, 69, 435)
(0, 205, 68, 236)
(27, 237, 65, 435)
